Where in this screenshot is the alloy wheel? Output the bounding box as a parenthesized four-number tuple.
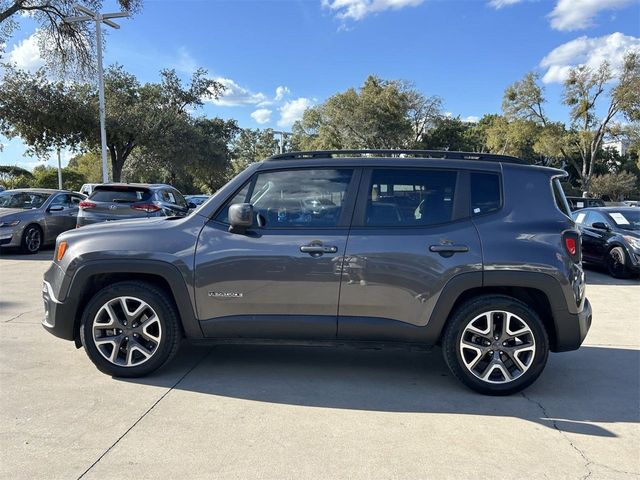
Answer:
(25, 227, 41, 252)
(459, 310, 536, 384)
(92, 296, 162, 367)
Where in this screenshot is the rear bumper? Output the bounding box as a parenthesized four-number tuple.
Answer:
(552, 297, 592, 352)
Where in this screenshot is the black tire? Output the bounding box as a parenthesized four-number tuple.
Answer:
(442, 295, 549, 396)
(606, 246, 631, 279)
(21, 224, 42, 254)
(80, 281, 181, 377)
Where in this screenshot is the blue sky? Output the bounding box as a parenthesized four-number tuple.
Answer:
(2, 0, 639, 169)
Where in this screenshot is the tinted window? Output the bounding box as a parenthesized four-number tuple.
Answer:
(172, 190, 187, 208)
(552, 179, 572, 217)
(91, 187, 151, 203)
(366, 169, 457, 227)
(471, 173, 501, 216)
(50, 194, 71, 208)
(160, 190, 177, 204)
(0, 192, 51, 209)
(215, 183, 251, 224)
(251, 169, 353, 228)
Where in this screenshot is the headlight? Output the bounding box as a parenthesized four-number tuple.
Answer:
(623, 235, 640, 251)
(0, 219, 20, 228)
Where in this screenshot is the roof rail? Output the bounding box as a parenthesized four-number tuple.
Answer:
(266, 149, 527, 165)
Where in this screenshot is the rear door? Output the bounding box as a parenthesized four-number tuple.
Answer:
(337, 167, 482, 341)
(84, 186, 152, 223)
(194, 167, 359, 340)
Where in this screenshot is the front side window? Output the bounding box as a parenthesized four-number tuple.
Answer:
(50, 194, 71, 208)
(215, 169, 353, 228)
(251, 169, 353, 228)
(365, 169, 457, 227)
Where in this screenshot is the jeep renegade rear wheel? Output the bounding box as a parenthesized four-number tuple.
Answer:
(442, 295, 549, 395)
(80, 281, 181, 377)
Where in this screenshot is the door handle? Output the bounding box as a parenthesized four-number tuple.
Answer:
(300, 245, 338, 255)
(429, 244, 469, 254)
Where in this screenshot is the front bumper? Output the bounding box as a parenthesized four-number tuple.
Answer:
(552, 297, 592, 352)
(42, 279, 78, 342)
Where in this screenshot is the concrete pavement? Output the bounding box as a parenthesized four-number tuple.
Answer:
(1, 249, 638, 479)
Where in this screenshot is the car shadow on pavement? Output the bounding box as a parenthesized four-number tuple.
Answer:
(0, 246, 54, 260)
(584, 265, 640, 285)
(119, 343, 638, 438)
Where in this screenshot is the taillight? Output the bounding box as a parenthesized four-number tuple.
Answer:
(131, 202, 161, 213)
(79, 200, 96, 209)
(562, 231, 581, 263)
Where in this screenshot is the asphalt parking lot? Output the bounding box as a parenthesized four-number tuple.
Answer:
(1, 248, 638, 480)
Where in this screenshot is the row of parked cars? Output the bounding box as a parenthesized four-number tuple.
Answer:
(0, 183, 209, 254)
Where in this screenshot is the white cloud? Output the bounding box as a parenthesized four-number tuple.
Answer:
(251, 108, 272, 124)
(488, 0, 523, 9)
(277, 98, 313, 128)
(209, 78, 268, 107)
(275, 86, 290, 101)
(463, 115, 480, 123)
(174, 46, 197, 74)
(540, 32, 640, 83)
(549, 0, 635, 31)
(7, 32, 44, 72)
(322, 0, 424, 21)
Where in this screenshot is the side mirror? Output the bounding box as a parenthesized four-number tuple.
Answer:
(591, 222, 610, 231)
(228, 203, 253, 234)
(188, 202, 197, 209)
(48, 205, 64, 212)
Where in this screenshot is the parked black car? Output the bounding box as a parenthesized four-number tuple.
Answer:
(43, 149, 592, 395)
(566, 196, 605, 211)
(77, 183, 189, 227)
(572, 207, 640, 278)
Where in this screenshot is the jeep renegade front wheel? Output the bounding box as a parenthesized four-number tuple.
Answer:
(442, 295, 549, 395)
(80, 281, 181, 377)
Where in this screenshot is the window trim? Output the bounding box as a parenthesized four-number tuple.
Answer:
(351, 167, 468, 229)
(211, 166, 361, 230)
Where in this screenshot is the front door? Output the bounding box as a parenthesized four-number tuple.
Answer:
(337, 167, 483, 341)
(194, 167, 358, 340)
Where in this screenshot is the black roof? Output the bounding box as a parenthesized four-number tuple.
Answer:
(267, 149, 527, 165)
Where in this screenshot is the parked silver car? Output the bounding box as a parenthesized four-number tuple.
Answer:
(0, 189, 86, 253)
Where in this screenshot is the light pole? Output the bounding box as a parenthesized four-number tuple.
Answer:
(64, 4, 129, 184)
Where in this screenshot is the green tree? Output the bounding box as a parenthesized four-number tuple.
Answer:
(0, 64, 225, 182)
(32, 165, 86, 190)
(292, 75, 441, 150)
(503, 52, 640, 195)
(0, 164, 33, 188)
(417, 116, 484, 152)
(230, 128, 278, 174)
(0, 0, 141, 75)
(589, 171, 638, 201)
(67, 151, 106, 183)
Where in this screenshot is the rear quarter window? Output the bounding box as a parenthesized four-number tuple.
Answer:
(470, 172, 501, 216)
(552, 178, 572, 218)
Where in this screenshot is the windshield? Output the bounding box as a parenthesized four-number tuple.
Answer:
(0, 191, 51, 209)
(609, 210, 640, 230)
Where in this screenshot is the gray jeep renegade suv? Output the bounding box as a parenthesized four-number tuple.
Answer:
(42, 150, 592, 395)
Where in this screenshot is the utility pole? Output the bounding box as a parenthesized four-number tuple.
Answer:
(56, 148, 62, 189)
(272, 130, 292, 154)
(64, 4, 130, 184)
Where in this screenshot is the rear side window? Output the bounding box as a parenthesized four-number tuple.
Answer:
(552, 178, 571, 218)
(91, 187, 151, 203)
(470, 173, 501, 216)
(365, 169, 457, 227)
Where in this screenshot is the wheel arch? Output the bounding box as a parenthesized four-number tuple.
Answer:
(429, 271, 572, 352)
(65, 260, 203, 347)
